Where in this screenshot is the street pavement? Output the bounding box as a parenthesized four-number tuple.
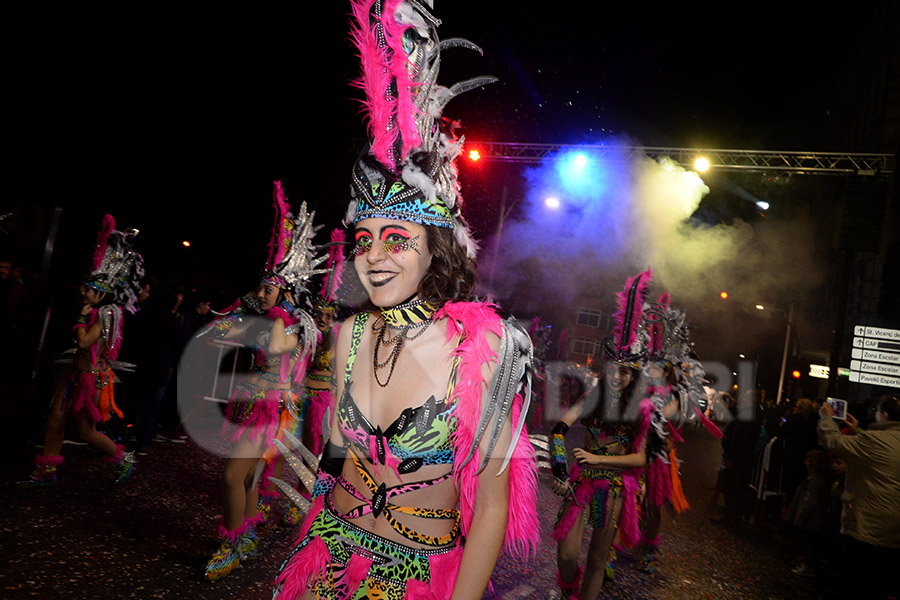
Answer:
(2, 410, 831, 599)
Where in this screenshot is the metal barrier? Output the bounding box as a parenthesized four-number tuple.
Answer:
(203, 339, 246, 404)
(749, 435, 785, 523)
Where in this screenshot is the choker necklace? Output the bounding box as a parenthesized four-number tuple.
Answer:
(372, 298, 435, 387)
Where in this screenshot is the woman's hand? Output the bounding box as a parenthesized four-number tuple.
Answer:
(551, 477, 571, 497)
(80, 303, 94, 315)
(573, 448, 603, 467)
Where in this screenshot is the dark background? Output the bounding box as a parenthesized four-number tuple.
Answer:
(3, 2, 897, 388)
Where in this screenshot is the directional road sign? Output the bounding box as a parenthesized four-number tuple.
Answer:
(850, 325, 900, 389)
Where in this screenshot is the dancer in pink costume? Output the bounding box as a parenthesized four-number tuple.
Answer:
(203, 183, 326, 581)
(272, 2, 538, 597)
(548, 270, 654, 599)
(21, 215, 144, 487)
(259, 228, 346, 529)
(636, 290, 722, 574)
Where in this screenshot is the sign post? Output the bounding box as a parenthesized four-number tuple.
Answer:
(850, 326, 900, 390)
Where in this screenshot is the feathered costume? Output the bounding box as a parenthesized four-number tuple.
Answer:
(219, 182, 325, 454)
(303, 228, 347, 458)
(24, 214, 144, 487)
(204, 182, 326, 581)
(64, 214, 144, 425)
(636, 285, 722, 563)
(550, 270, 654, 550)
(272, 2, 538, 598)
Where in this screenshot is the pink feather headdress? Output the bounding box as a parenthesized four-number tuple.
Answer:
(604, 269, 652, 364)
(345, 0, 495, 259)
(647, 292, 670, 357)
(84, 214, 144, 313)
(266, 181, 293, 271)
(350, 0, 421, 171)
(260, 180, 328, 297)
(91, 214, 116, 273)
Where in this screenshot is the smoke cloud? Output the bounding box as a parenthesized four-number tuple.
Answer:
(479, 137, 826, 359)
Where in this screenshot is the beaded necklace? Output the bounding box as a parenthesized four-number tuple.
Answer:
(372, 298, 436, 387)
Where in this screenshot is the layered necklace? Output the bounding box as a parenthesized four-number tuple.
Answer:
(372, 297, 436, 387)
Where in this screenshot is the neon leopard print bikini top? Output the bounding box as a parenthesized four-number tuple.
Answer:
(337, 312, 459, 472)
(332, 312, 462, 547)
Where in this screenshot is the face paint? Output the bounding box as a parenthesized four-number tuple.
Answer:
(382, 231, 421, 255)
(352, 229, 421, 256)
(353, 218, 433, 308)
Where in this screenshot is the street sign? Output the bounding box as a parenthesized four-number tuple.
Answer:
(853, 325, 900, 342)
(850, 325, 900, 389)
(851, 348, 900, 364)
(850, 360, 900, 377)
(849, 371, 900, 388)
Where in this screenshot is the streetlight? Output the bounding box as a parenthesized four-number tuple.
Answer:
(755, 302, 796, 404)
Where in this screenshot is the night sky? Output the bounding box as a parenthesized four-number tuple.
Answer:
(5, 2, 894, 375)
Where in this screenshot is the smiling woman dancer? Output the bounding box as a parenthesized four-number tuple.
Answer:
(21, 215, 144, 487)
(272, 2, 538, 598)
(203, 184, 324, 581)
(549, 270, 654, 600)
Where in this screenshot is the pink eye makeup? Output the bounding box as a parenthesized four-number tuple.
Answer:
(351, 232, 373, 257)
(382, 234, 421, 255)
(351, 229, 421, 256)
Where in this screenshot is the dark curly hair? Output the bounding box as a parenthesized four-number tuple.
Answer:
(417, 226, 476, 307)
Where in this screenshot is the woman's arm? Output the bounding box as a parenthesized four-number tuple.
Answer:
(266, 317, 299, 355)
(572, 431, 648, 470)
(74, 306, 102, 349)
(451, 436, 510, 600)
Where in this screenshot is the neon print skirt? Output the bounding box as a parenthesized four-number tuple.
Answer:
(222, 381, 298, 445)
(551, 463, 642, 547)
(274, 499, 462, 600)
(60, 366, 122, 424)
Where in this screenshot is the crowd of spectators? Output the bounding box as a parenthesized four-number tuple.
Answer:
(709, 389, 899, 598)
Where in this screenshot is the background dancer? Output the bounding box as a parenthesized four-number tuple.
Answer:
(203, 182, 324, 581)
(548, 269, 653, 599)
(272, 2, 538, 597)
(634, 291, 721, 574)
(21, 215, 144, 487)
(258, 228, 346, 529)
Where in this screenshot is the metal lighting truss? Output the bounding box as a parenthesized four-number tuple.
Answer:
(470, 142, 895, 176)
